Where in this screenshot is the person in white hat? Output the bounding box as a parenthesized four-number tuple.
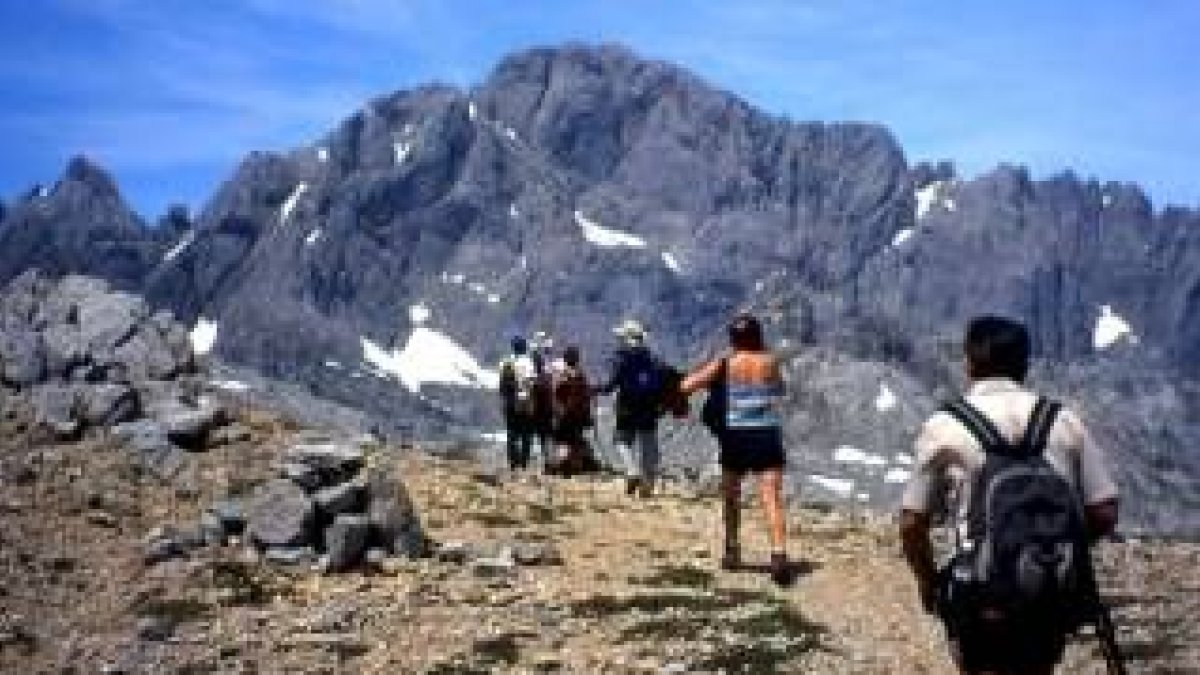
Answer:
(595, 319, 669, 497)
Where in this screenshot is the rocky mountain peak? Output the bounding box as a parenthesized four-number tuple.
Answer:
(59, 154, 123, 202)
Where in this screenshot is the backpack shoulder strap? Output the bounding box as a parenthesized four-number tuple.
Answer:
(1018, 397, 1062, 457)
(941, 396, 1010, 455)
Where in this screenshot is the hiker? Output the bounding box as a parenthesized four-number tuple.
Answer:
(899, 316, 1120, 675)
(680, 313, 793, 586)
(549, 345, 597, 476)
(595, 319, 670, 497)
(530, 330, 558, 468)
(498, 336, 540, 471)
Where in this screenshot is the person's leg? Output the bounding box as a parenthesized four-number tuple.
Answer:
(720, 469, 742, 569)
(758, 467, 793, 586)
(517, 421, 533, 470)
(758, 467, 787, 552)
(614, 429, 640, 494)
(505, 416, 520, 470)
(637, 430, 660, 497)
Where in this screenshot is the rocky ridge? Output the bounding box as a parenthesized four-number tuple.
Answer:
(1, 44, 1198, 534)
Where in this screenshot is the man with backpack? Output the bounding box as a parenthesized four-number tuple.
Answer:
(498, 336, 541, 471)
(596, 320, 670, 497)
(899, 316, 1120, 675)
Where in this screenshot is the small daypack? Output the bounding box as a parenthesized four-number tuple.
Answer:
(553, 367, 593, 427)
(509, 355, 541, 417)
(942, 397, 1092, 626)
(620, 349, 665, 404)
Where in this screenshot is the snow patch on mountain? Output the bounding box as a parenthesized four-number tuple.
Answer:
(409, 303, 431, 325)
(915, 181, 954, 220)
(662, 251, 682, 272)
(316, 147, 329, 163)
(1094, 304, 1135, 350)
(163, 230, 196, 262)
(833, 446, 888, 467)
(875, 383, 898, 412)
(279, 183, 307, 225)
(884, 468, 912, 484)
(574, 210, 646, 248)
(190, 318, 218, 356)
(394, 140, 413, 165)
(361, 328, 499, 393)
(305, 229, 323, 246)
(808, 475, 855, 497)
(891, 228, 915, 247)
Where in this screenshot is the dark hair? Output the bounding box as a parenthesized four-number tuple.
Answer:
(563, 345, 581, 367)
(728, 313, 765, 352)
(510, 336, 528, 355)
(964, 316, 1030, 382)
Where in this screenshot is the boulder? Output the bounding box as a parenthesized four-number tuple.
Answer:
(78, 383, 139, 427)
(208, 500, 246, 535)
(29, 384, 81, 439)
(314, 477, 367, 517)
(365, 466, 425, 558)
(0, 326, 45, 388)
(112, 420, 185, 480)
(150, 396, 228, 447)
(245, 478, 316, 548)
(263, 546, 315, 566)
(283, 443, 365, 478)
(277, 462, 322, 491)
(324, 514, 370, 572)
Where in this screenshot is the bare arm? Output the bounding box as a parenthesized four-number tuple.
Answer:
(899, 509, 938, 614)
(680, 358, 724, 395)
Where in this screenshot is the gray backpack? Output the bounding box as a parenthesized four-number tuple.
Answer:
(943, 397, 1092, 626)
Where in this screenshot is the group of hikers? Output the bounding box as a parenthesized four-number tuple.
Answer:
(498, 313, 1122, 675)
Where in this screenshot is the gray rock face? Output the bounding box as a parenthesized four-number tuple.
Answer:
(0, 157, 164, 291)
(1, 45, 1197, 533)
(245, 478, 317, 548)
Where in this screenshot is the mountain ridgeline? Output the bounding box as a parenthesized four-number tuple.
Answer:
(1, 44, 1197, 533)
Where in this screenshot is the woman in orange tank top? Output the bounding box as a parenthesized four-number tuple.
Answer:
(681, 313, 793, 586)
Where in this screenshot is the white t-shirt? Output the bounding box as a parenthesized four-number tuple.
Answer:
(902, 378, 1119, 525)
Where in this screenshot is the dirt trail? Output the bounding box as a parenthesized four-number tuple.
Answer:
(2, 430, 1196, 673)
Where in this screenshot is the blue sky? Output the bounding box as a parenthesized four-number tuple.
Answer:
(1, 1, 1197, 217)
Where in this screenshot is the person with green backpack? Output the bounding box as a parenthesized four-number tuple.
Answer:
(899, 316, 1122, 675)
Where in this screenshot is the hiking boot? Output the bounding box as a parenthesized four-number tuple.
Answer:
(770, 552, 794, 587)
(625, 478, 640, 496)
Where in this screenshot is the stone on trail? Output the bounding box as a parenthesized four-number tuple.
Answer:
(0, 326, 45, 387)
(29, 384, 81, 439)
(78, 383, 139, 427)
(245, 478, 317, 548)
(283, 442, 364, 478)
(314, 477, 367, 517)
(324, 514, 371, 572)
(365, 466, 425, 558)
